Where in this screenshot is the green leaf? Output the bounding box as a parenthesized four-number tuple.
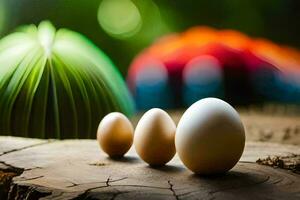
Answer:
(0, 21, 135, 138)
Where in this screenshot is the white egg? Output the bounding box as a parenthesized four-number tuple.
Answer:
(134, 108, 176, 166)
(175, 98, 245, 174)
(97, 112, 134, 158)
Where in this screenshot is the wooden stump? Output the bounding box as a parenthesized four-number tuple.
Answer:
(0, 137, 299, 200)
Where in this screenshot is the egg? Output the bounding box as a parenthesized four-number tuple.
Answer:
(97, 112, 134, 158)
(134, 108, 176, 166)
(175, 98, 245, 174)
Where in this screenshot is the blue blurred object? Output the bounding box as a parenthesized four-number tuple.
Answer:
(274, 71, 300, 103)
(182, 56, 224, 106)
(134, 63, 174, 110)
(252, 66, 300, 103)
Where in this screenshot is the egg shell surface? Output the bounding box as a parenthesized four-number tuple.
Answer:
(175, 98, 245, 174)
(134, 108, 176, 166)
(97, 112, 134, 158)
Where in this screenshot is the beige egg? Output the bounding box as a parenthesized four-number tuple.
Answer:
(176, 98, 245, 175)
(134, 108, 176, 166)
(97, 112, 134, 158)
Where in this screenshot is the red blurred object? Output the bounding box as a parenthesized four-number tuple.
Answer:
(128, 27, 300, 108)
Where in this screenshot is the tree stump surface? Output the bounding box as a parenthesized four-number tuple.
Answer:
(0, 137, 299, 200)
(0, 110, 300, 200)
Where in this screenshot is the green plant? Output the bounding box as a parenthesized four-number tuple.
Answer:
(0, 21, 134, 139)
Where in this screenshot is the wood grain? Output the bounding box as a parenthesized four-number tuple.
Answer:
(0, 137, 299, 200)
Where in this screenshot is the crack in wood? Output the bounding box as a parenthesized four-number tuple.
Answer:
(0, 161, 24, 175)
(106, 176, 111, 187)
(24, 167, 43, 171)
(168, 180, 179, 200)
(67, 181, 80, 188)
(111, 184, 169, 190)
(16, 175, 44, 182)
(109, 177, 128, 184)
(0, 140, 55, 157)
(72, 177, 126, 199)
(73, 185, 109, 199)
(66, 177, 128, 188)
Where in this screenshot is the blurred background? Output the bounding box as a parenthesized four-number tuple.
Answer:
(1, 0, 300, 75)
(1, 0, 300, 110)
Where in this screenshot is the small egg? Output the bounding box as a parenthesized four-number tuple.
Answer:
(175, 98, 245, 175)
(97, 112, 134, 158)
(134, 108, 176, 166)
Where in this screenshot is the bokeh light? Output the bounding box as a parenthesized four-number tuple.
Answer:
(97, 0, 142, 39)
(183, 55, 223, 106)
(128, 27, 300, 109)
(134, 58, 173, 109)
